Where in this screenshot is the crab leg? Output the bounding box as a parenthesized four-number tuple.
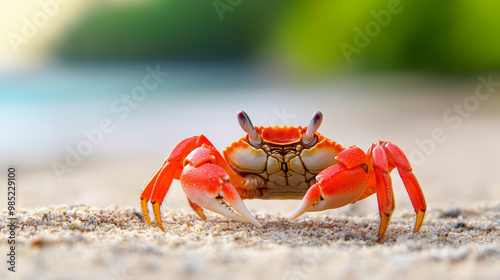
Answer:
(140, 135, 217, 230)
(290, 143, 425, 241)
(187, 198, 207, 220)
(363, 141, 426, 239)
(370, 145, 395, 240)
(380, 142, 426, 233)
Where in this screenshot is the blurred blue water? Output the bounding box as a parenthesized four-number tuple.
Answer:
(0, 61, 272, 104)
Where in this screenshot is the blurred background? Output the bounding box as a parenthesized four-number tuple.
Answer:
(1, 0, 499, 217)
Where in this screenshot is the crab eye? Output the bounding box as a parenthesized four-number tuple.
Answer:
(303, 111, 322, 146)
(237, 111, 262, 147)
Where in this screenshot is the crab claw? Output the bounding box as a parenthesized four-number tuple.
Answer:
(180, 157, 262, 227)
(289, 184, 323, 221)
(289, 151, 369, 221)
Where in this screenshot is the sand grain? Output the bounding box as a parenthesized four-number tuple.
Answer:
(1, 203, 499, 280)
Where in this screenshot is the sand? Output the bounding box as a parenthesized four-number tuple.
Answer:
(1, 203, 499, 280)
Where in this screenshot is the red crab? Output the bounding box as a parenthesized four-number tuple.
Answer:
(140, 111, 426, 240)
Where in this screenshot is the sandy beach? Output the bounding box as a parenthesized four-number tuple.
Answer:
(1, 202, 499, 280)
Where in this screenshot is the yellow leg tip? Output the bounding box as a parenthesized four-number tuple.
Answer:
(195, 209, 207, 220)
(140, 199, 151, 226)
(413, 209, 426, 233)
(152, 202, 165, 232)
(377, 213, 391, 241)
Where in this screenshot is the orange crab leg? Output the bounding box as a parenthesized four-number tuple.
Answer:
(383, 142, 426, 233)
(371, 145, 395, 240)
(140, 135, 216, 230)
(140, 134, 249, 231)
(290, 143, 426, 241)
(140, 165, 161, 226)
(368, 141, 426, 239)
(187, 198, 207, 220)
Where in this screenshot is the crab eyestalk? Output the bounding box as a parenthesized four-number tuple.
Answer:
(237, 111, 262, 147)
(303, 111, 323, 145)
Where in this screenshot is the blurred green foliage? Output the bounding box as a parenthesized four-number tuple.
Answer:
(55, 1, 281, 61)
(54, 0, 500, 73)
